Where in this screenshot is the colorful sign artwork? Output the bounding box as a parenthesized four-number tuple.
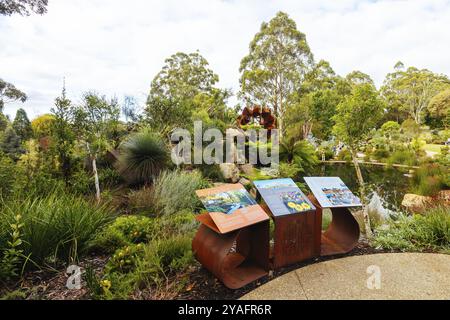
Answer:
(196, 184, 269, 234)
(304, 177, 362, 208)
(254, 178, 315, 216)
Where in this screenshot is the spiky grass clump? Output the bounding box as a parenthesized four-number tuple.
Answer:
(117, 130, 170, 185)
(0, 193, 113, 266)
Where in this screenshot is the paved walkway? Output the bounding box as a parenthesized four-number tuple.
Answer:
(241, 253, 450, 300)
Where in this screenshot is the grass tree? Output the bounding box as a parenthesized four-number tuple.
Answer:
(117, 129, 170, 186)
(73, 92, 120, 202)
(332, 83, 384, 237)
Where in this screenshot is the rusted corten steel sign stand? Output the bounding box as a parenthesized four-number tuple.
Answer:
(193, 178, 361, 289)
(309, 197, 360, 256)
(192, 213, 270, 289)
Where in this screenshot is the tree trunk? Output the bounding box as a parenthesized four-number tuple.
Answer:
(92, 156, 101, 203)
(351, 149, 372, 238)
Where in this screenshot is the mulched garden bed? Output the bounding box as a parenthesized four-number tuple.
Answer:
(1, 240, 398, 300)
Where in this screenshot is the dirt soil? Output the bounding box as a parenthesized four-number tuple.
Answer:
(1, 240, 397, 300)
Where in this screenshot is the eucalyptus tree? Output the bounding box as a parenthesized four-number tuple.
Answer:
(0, 78, 27, 111)
(381, 62, 450, 125)
(0, 0, 47, 16)
(332, 83, 385, 237)
(73, 92, 120, 202)
(146, 51, 229, 134)
(239, 11, 314, 136)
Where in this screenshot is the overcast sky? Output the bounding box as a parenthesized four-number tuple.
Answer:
(1, 0, 450, 120)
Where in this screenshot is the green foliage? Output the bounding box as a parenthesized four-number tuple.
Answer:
(381, 62, 450, 125)
(336, 148, 352, 162)
(279, 138, 318, 175)
(106, 243, 146, 273)
(0, 153, 16, 198)
(50, 85, 76, 183)
(127, 187, 154, 214)
(0, 113, 9, 132)
(332, 83, 384, 151)
(12, 108, 32, 141)
(386, 149, 418, 166)
(0, 0, 48, 16)
(135, 235, 194, 288)
(0, 78, 27, 110)
(117, 129, 169, 185)
(373, 206, 450, 253)
(239, 11, 313, 134)
(146, 51, 230, 134)
(0, 127, 23, 160)
(0, 193, 113, 265)
(91, 215, 156, 253)
(31, 114, 55, 139)
(412, 163, 449, 196)
(0, 214, 25, 280)
(278, 162, 301, 179)
(83, 265, 104, 300)
(196, 164, 225, 182)
(151, 170, 203, 216)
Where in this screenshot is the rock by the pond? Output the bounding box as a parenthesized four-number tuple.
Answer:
(437, 190, 450, 204)
(219, 163, 240, 183)
(401, 193, 433, 214)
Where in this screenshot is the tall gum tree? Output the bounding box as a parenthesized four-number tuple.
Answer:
(239, 11, 314, 136)
(332, 83, 385, 237)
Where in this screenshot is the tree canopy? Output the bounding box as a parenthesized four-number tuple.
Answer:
(239, 11, 313, 134)
(0, 78, 27, 111)
(381, 63, 450, 124)
(0, 0, 48, 16)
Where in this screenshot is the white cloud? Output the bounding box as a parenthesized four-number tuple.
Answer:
(1, 0, 450, 119)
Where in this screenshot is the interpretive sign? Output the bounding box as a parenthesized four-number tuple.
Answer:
(254, 178, 315, 216)
(196, 183, 269, 234)
(304, 177, 362, 208)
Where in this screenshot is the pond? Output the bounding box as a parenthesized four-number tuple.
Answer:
(308, 163, 412, 211)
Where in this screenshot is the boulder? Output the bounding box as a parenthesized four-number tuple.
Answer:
(401, 193, 433, 214)
(219, 163, 240, 183)
(436, 190, 450, 204)
(239, 164, 254, 175)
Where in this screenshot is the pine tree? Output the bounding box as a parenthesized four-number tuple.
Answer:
(12, 108, 33, 141)
(0, 127, 23, 160)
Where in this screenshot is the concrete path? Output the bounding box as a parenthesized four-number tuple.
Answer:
(241, 253, 450, 300)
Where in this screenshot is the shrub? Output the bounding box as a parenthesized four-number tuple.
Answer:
(412, 163, 448, 196)
(127, 187, 154, 213)
(105, 243, 146, 273)
(99, 167, 123, 189)
(373, 206, 450, 253)
(336, 148, 352, 162)
(386, 149, 417, 166)
(117, 129, 170, 185)
(0, 154, 16, 199)
(278, 162, 301, 179)
(91, 215, 157, 253)
(0, 193, 113, 265)
(152, 170, 203, 216)
(135, 234, 194, 288)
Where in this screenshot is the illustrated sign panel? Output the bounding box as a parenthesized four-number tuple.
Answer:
(304, 177, 362, 208)
(254, 178, 315, 216)
(196, 184, 269, 234)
